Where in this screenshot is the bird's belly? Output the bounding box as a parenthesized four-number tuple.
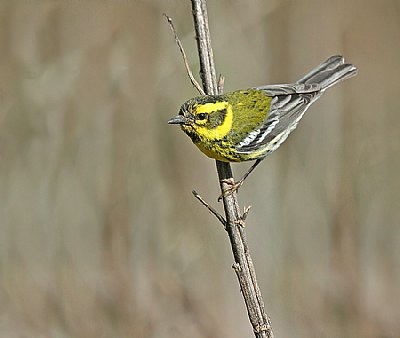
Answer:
(195, 142, 230, 162)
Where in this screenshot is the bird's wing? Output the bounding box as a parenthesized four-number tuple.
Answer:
(235, 84, 321, 155)
(255, 83, 320, 95)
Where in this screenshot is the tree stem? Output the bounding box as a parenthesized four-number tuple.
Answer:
(190, 1, 275, 337)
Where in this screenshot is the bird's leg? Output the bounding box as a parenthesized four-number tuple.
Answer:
(218, 159, 262, 201)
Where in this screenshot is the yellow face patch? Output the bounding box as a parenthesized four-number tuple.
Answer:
(193, 102, 233, 141)
(195, 101, 228, 114)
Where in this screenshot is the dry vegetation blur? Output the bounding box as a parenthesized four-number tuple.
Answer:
(0, 1, 399, 337)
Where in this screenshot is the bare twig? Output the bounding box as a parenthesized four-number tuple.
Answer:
(190, 1, 275, 337)
(191, 1, 217, 94)
(163, 14, 205, 96)
(192, 190, 227, 228)
(165, 2, 274, 337)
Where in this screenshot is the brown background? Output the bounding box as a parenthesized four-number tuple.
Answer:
(0, 1, 399, 337)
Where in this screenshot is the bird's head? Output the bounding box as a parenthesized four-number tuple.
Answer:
(168, 95, 233, 142)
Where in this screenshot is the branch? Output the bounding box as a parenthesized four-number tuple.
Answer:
(164, 14, 205, 96)
(190, 1, 275, 337)
(192, 190, 226, 228)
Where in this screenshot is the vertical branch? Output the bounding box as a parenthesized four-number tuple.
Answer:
(190, 1, 275, 337)
(191, 0, 218, 94)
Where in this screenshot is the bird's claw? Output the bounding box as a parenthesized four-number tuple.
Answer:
(218, 179, 244, 201)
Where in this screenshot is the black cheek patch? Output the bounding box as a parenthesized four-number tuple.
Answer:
(214, 108, 227, 126)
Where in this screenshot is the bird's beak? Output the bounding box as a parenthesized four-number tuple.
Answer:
(167, 115, 187, 125)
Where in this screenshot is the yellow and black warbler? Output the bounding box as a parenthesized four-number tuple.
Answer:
(168, 55, 357, 188)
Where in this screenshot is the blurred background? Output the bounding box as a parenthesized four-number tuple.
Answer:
(0, 1, 399, 337)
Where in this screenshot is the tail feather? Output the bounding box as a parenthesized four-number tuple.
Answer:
(297, 55, 357, 90)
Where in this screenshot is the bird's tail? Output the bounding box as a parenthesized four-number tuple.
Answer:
(296, 55, 357, 90)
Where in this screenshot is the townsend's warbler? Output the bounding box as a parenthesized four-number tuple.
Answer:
(168, 55, 357, 186)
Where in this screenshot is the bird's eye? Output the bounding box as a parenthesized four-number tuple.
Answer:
(197, 113, 208, 120)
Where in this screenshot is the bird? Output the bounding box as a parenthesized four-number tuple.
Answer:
(168, 55, 357, 195)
